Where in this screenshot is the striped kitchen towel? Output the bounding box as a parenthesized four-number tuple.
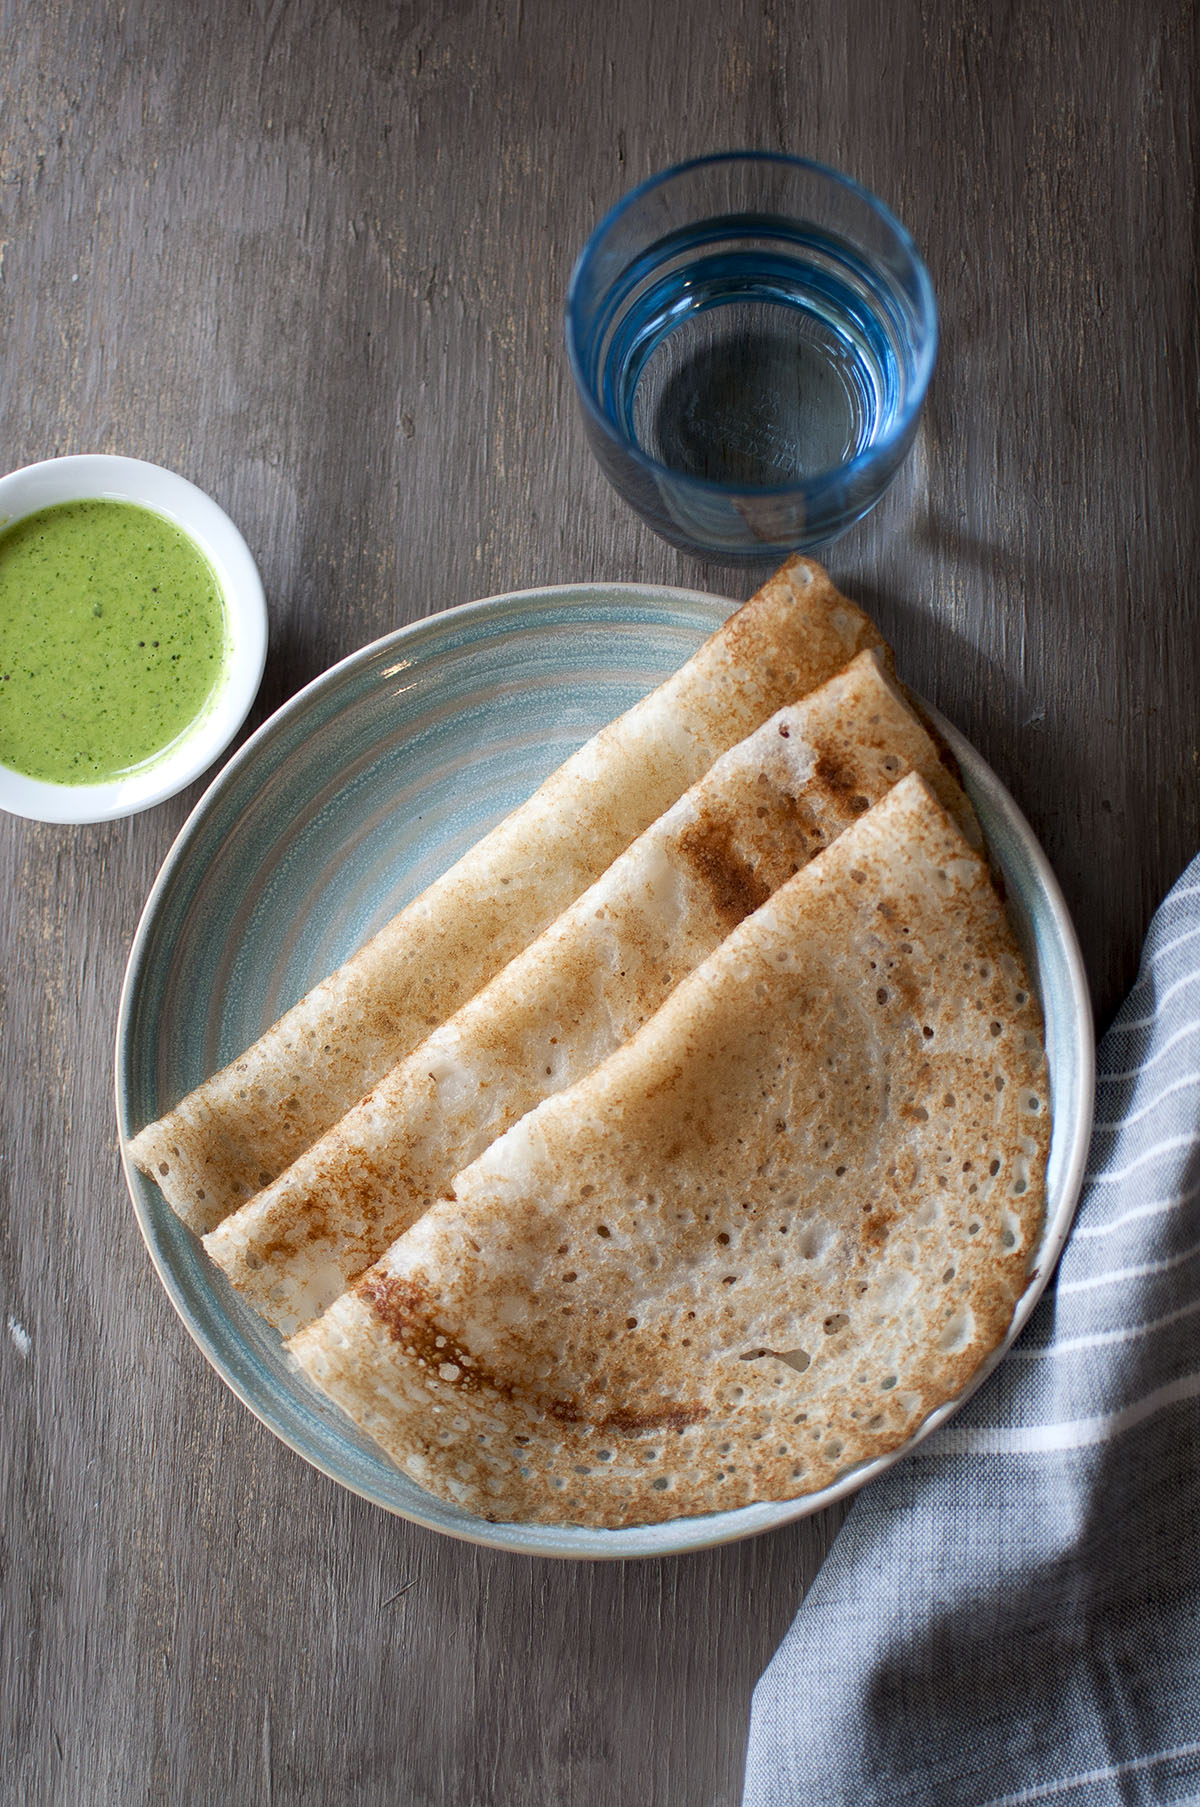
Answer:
(742, 855, 1200, 1807)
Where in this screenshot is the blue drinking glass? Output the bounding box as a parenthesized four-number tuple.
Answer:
(565, 152, 938, 560)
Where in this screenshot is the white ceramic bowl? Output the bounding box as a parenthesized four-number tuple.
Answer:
(0, 454, 267, 824)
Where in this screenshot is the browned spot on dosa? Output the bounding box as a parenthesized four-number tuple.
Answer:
(676, 812, 771, 926)
(548, 1398, 709, 1435)
(814, 746, 870, 810)
(360, 1271, 707, 1432)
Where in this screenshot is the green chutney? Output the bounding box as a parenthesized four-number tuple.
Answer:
(0, 498, 230, 785)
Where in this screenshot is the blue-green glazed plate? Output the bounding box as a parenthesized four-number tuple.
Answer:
(115, 585, 1094, 1559)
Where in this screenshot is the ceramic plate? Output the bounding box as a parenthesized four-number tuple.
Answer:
(115, 584, 1094, 1559)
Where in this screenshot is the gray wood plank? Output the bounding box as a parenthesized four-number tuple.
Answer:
(1, 0, 1196, 1802)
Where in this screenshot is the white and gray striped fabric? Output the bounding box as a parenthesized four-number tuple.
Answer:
(743, 856, 1200, 1807)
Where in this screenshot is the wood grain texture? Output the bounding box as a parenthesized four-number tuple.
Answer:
(0, 1, 1195, 1802)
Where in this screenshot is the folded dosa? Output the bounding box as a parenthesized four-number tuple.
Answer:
(290, 776, 1050, 1528)
(205, 651, 979, 1331)
(130, 557, 882, 1233)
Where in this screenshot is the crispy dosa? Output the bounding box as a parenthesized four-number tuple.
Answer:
(205, 651, 979, 1331)
(130, 557, 883, 1232)
(290, 776, 1050, 1528)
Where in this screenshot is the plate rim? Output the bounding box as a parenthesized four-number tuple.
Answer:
(115, 582, 1095, 1560)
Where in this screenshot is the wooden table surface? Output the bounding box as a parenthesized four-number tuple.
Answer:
(2, 3, 1196, 1802)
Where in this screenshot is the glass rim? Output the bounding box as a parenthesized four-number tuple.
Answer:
(564, 150, 939, 502)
